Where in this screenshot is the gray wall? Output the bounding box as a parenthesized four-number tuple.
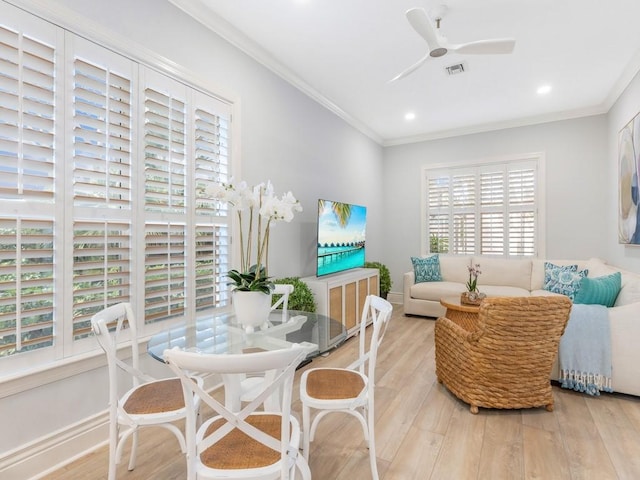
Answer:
(382, 115, 610, 294)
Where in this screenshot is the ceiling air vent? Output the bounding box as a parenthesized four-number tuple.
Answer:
(445, 63, 466, 75)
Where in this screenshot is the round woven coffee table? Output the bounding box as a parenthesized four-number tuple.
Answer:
(440, 296, 481, 331)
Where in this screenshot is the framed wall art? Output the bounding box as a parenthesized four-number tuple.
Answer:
(619, 111, 640, 244)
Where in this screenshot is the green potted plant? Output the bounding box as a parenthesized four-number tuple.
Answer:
(365, 261, 392, 299)
(272, 277, 317, 312)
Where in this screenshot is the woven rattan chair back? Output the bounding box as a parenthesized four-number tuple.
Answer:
(92, 303, 199, 480)
(164, 345, 311, 480)
(299, 294, 393, 480)
(435, 296, 572, 414)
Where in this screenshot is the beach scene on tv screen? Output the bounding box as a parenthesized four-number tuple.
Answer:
(317, 199, 366, 276)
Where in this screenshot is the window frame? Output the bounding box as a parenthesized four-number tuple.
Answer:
(421, 153, 546, 259)
(0, 1, 240, 379)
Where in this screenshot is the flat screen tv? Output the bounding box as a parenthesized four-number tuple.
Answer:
(316, 199, 367, 277)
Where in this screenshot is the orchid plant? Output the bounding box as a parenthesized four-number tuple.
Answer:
(206, 179, 302, 293)
(466, 260, 482, 292)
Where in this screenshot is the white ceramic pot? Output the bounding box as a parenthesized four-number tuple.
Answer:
(233, 291, 271, 333)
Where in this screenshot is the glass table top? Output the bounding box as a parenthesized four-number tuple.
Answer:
(147, 309, 346, 362)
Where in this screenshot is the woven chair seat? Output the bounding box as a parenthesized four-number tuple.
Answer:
(123, 378, 185, 414)
(200, 414, 285, 469)
(305, 368, 365, 400)
(435, 296, 572, 414)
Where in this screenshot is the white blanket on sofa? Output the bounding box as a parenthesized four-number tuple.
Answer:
(558, 304, 613, 396)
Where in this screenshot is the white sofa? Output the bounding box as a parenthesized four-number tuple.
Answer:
(403, 255, 640, 397)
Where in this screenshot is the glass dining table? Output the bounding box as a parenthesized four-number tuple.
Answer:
(147, 309, 347, 411)
(147, 308, 346, 363)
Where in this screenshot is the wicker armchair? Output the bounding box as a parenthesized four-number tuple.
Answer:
(435, 296, 572, 414)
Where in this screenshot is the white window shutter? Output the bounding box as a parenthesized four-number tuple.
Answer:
(0, 219, 55, 356)
(144, 87, 186, 214)
(0, 4, 235, 368)
(192, 91, 233, 309)
(0, 26, 56, 201)
(424, 158, 539, 258)
(144, 222, 187, 323)
(426, 174, 450, 253)
(72, 57, 132, 209)
(72, 221, 131, 339)
(0, 20, 57, 358)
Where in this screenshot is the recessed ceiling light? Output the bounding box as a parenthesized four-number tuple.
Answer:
(405, 112, 416, 121)
(537, 84, 552, 95)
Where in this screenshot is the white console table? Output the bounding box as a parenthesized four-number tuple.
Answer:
(302, 268, 379, 338)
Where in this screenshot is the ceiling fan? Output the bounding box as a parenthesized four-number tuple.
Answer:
(390, 6, 516, 82)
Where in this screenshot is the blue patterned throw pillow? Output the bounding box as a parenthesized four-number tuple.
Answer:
(543, 262, 588, 300)
(411, 255, 442, 283)
(574, 272, 621, 307)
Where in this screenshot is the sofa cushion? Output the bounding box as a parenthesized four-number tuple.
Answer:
(614, 275, 640, 307)
(585, 257, 616, 277)
(543, 262, 588, 300)
(439, 255, 473, 283)
(411, 255, 442, 282)
(574, 272, 621, 307)
(410, 281, 464, 302)
(477, 285, 531, 297)
(473, 257, 532, 290)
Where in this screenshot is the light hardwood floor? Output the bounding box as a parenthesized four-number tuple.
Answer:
(44, 306, 640, 479)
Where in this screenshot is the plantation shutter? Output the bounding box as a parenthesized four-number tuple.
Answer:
(426, 175, 449, 253)
(0, 25, 56, 201)
(0, 219, 55, 356)
(145, 223, 187, 323)
(0, 3, 235, 370)
(508, 166, 536, 255)
(72, 57, 132, 209)
(451, 172, 475, 254)
(0, 19, 57, 358)
(143, 72, 188, 324)
(144, 87, 186, 214)
(193, 93, 232, 309)
(70, 39, 134, 341)
(480, 168, 505, 255)
(424, 158, 539, 258)
(72, 222, 131, 339)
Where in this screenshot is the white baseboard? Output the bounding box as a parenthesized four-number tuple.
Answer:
(387, 291, 403, 305)
(0, 412, 109, 480)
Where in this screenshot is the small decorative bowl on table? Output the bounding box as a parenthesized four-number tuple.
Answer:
(460, 290, 486, 306)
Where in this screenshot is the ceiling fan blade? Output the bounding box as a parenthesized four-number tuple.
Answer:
(406, 7, 441, 51)
(448, 38, 516, 55)
(388, 53, 431, 83)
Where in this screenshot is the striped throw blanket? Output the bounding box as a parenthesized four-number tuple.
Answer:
(558, 303, 613, 396)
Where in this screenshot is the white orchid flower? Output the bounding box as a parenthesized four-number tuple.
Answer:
(205, 178, 301, 280)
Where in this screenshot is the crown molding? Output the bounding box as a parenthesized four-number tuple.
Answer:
(382, 105, 609, 147)
(605, 47, 640, 111)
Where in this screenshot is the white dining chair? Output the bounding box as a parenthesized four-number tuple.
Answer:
(271, 283, 294, 319)
(91, 302, 202, 480)
(299, 295, 393, 480)
(164, 345, 311, 480)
